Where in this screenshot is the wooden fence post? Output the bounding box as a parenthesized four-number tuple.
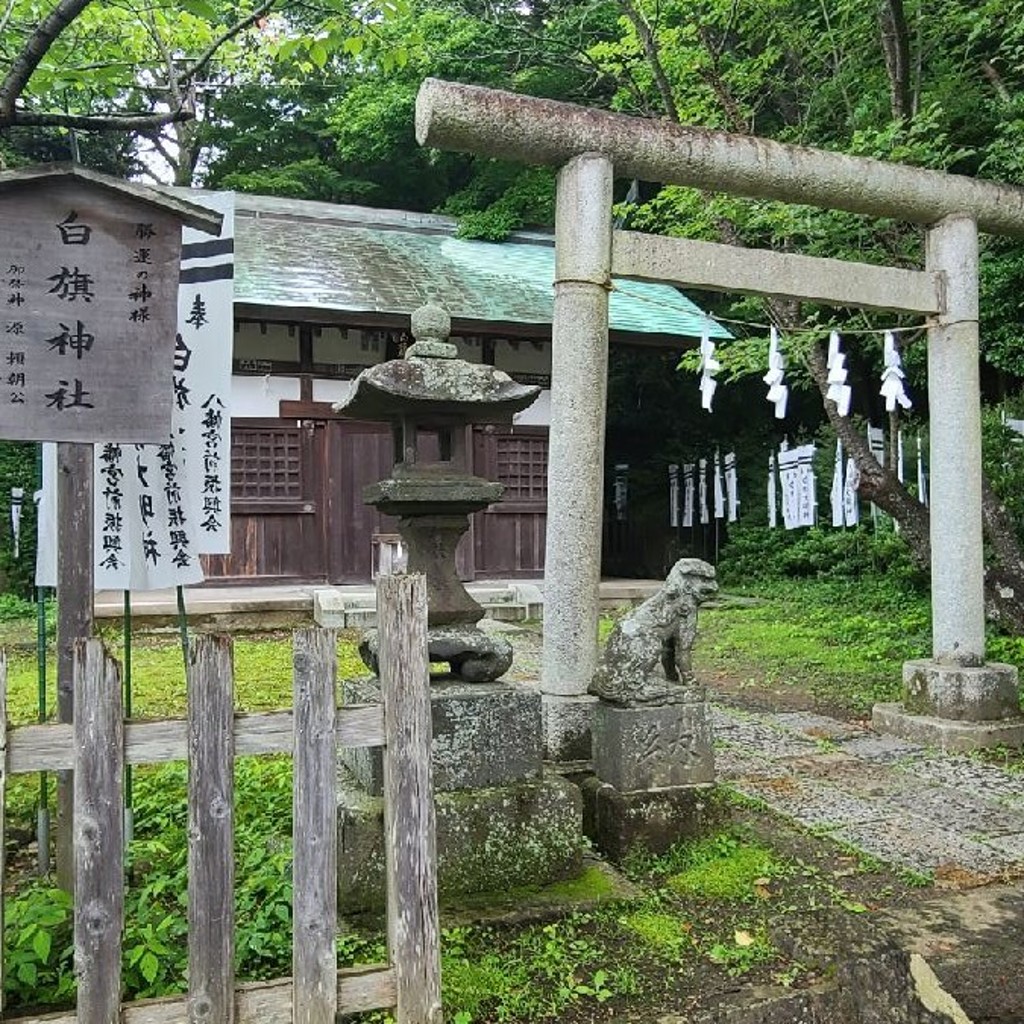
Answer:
(188, 635, 236, 1024)
(377, 573, 443, 1024)
(73, 639, 123, 1024)
(292, 628, 339, 1024)
(57, 441, 94, 894)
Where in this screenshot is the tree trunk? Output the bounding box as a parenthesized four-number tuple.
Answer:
(806, 338, 1024, 635)
(879, 0, 912, 121)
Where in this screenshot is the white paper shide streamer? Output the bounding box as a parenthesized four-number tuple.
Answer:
(763, 326, 789, 419)
(826, 331, 852, 417)
(698, 320, 720, 412)
(880, 331, 912, 412)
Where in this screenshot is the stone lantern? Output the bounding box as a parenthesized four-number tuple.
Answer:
(334, 303, 539, 681)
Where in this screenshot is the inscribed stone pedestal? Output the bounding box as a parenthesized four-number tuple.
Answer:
(592, 696, 715, 793)
(342, 680, 542, 794)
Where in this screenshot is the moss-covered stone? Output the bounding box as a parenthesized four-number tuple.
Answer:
(581, 775, 721, 864)
(338, 771, 583, 913)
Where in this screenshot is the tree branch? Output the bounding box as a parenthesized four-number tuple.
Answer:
(9, 107, 192, 130)
(0, 0, 96, 120)
(176, 0, 279, 88)
(618, 0, 678, 122)
(878, 0, 912, 121)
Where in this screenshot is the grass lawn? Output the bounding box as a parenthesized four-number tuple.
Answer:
(696, 576, 1024, 713)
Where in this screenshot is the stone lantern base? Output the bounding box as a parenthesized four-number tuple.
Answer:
(336, 678, 583, 912)
(873, 659, 1024, 753)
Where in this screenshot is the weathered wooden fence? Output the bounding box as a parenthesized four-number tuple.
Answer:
(0, 573, 442, 1024)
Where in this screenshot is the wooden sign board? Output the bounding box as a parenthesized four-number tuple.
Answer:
(0, 179, 181, 443)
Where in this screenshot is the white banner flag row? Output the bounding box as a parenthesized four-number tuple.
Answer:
(37, 192, 235, 591)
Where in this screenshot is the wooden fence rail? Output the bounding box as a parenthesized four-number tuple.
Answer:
(0, 573, 442, 1024)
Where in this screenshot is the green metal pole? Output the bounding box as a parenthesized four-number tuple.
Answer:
(123, 590, 133, 846)
(176, 584, 189, 666)
(36, 583, 49, 876)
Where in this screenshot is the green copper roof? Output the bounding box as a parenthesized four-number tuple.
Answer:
(230, 194, 730, 342)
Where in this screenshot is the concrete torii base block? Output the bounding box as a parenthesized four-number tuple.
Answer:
(874, 658, 1024, 753)
(873, 703, 1024, 754)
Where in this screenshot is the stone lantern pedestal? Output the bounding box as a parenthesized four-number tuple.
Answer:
(332, 304, 585, 910)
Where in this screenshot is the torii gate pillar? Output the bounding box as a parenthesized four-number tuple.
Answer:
(874, 214, 1023, 750)
(540, 153, 613, 760)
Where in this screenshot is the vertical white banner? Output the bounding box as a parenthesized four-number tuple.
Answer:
(613, 463, 629, 522)
(668, 464, 679, 528)
(843, 457, 861, 526)
(917, 435, 928, 507)
(724, 451, 738, 523)
(830, 440, 845, 528)
(35, 443, 57, 586)
(176, 193, 234, 554)
(712, 450, 725, 521)
(698, 458, 709, 524)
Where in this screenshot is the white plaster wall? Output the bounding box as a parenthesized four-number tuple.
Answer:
(513, 389, 551, 426)
(230, 375, 300, 418)
(312, 378, 356, 405)
(312, 326, 385, 366)
(234, 321, 299, 362)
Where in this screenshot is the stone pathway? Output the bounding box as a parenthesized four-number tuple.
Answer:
(502, 617, 1024, 881)
(714, 704, 1024, 881)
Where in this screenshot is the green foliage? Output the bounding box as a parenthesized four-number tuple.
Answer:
(3, 885, 75, 1005)
(439, 916, 630, 1021)
(3, 756, 299, 1009)
(442, 166, 556, 240)
(618, 910, 693, 959)
(705, 929, 775, 977)
(0, 442, 37, 599)
(716, 524, 925, 589)
(662, 833, 787, 902)
(981, 408, 1024, 544)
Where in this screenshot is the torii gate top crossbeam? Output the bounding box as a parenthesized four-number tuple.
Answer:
(416, 79, 1024, 239)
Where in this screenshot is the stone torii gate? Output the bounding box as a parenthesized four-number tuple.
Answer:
(416, 78, 1024, 758)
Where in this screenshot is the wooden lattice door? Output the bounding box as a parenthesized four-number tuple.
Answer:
(202, 418, 327, 582)
(472, 425, 548, 577)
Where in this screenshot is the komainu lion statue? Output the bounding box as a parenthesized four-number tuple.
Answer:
(589, 558, 718, 705)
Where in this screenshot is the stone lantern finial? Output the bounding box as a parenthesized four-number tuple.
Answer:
(407, 302, 457, 359)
